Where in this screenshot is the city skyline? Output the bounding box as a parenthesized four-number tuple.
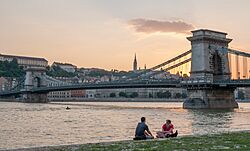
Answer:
(1, 0, 250, 71)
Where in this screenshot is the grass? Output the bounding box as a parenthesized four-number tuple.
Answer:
(76, 132, 250, 151)
(19, 131, 250, 151)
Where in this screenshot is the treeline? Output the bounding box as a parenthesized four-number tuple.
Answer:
(83, 68, 130, 78)
(46, 65, 77, 77)
(0, 59, 25, 77)
(0, 59, 129, 78)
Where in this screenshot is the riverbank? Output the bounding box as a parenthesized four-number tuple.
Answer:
(0, 98, 19, 102)
(2, 98, 250, 103)
(8, 131, 250, 151)
(0, 98, 185, 102)
(50, 97, 184, 102)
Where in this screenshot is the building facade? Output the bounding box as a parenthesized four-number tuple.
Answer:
(52, 62, 77, 73)
(0, 53, 48, 68)
(47, 91, 71, 99)
(71, 90, 86, 98)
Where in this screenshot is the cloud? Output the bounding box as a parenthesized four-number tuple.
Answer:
(128, 18, 195, 34)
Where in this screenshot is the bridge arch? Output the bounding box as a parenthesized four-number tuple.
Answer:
(211, 51, 223, 76)
(33, 77, 41, 88)
(24, 67, 47, 90)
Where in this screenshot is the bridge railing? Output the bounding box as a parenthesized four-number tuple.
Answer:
(180, 78, 213, 85)
(214, 79, 250, 83)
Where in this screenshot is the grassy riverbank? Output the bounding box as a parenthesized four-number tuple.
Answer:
(12, 131, 250, 151)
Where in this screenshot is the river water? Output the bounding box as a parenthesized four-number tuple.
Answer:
(0, 101, 250, 150)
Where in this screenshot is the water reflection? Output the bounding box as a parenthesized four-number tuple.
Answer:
(186, 109, 235, 135)
(0, 102, 250, 150)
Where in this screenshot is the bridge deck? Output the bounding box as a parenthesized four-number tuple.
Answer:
(1, 79, 250, 97)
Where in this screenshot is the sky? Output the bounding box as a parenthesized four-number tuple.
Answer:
(0, 0, 250, 71)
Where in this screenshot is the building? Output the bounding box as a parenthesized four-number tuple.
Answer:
(83, 88, 186, 99)
(54, 77, 79, 84)
(0, 53, 48, 68)
(0, 77, 20, 92)
(100, 75, 110, 82)
(0, 77, 9, 92)
(47, 91, 71, 99)
(52, 62, 77, 73)
(85, 90, 96, 98)
(133, 53, 137, 71)
(71, 90, 86, 98)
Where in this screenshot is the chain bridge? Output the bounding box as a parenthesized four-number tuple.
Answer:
(1, 29, 250, 109)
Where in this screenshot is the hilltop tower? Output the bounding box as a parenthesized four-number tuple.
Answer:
(133, 53, 137, 71)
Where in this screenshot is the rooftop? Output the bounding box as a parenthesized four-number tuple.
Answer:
(191, 29, 228, 35)
(0, 53, 48, 62)
(53, 62, 77, 67)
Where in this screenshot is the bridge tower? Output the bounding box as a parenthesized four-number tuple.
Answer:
(184, 29, 238, 109)
(22, 67, 48, 103)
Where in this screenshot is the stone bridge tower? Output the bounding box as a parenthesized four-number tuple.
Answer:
(188, 29, 232, 81)
(22, 67, 48, 103)
(184, 29, 238, 109)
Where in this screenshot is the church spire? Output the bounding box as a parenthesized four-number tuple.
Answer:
(133, 53, 137, 71)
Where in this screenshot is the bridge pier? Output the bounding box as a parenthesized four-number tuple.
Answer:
(22, 67, 48, 103)
(22, 92, 48, 103)
(184, 88, 238, 109)
(184, 29, 239, 109)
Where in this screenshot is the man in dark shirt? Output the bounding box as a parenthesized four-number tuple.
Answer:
(134, 117, 154, 140)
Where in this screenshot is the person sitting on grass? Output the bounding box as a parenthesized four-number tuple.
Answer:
(156, 119, 178, 138)
(134, 117, 154, 140)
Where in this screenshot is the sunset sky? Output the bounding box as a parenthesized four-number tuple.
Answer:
(0, 0, 250, 71)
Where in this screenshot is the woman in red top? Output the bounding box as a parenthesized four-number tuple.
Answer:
(156, 120, 178, 138)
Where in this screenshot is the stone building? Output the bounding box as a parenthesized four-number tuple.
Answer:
(71, 90, 86, 98)
(84, 88, 186, 99)
(47, 91, 71, 99)
(0, 53, 48, 68)
(52, 62, 77, 73)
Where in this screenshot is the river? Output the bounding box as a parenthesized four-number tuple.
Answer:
(0, 102, 250, 150)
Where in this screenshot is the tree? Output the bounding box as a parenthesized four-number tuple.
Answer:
(238, 90, 245, 100)
(0, 59, 25, 77)
(119, 92, 127, 98)
(182, 93, 187, 98)
(46, 65, 77, 77)
(110, 93, 116, 98)
(156, 91, 172, 98)
(130, 92, 138, 98)
(164, 91, 172, 98)
(149, 93, 153, 98)
(156, 92, 163, 98)
(156, 91, 171, 98)
(174, 93, 182, 99)
(88, 69, 111, 77)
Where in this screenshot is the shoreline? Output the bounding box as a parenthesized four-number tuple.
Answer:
(0, 98, 185, 103)
(5, 130, 250, 151)
(50, 97, 185, 102)
(1, 97, 250, 103)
